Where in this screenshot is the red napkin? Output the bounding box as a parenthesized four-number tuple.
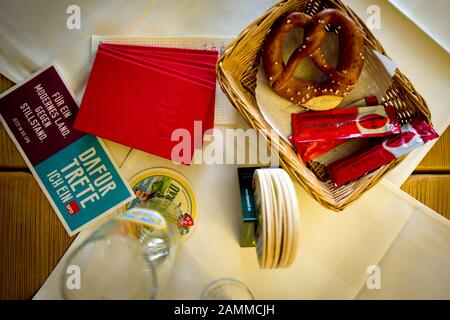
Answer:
(74, 44, 218, 164)
(100, 47, 216, 87)
(99, 44, 217, 65)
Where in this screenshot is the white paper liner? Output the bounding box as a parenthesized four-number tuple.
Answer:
(255, 30, 398, 144)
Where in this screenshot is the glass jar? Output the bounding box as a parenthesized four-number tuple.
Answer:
(61, 198, 179, 300)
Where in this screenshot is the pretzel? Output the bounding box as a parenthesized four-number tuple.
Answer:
(262, 9, 365, 110)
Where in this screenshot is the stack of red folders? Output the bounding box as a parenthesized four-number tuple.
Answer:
(74, 43, 218, 164)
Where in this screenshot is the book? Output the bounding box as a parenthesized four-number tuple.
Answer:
(0, 65, 135, 235)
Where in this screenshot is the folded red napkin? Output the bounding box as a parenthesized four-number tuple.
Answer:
(74, 45, 218, 164)
(100, 47, 216, 87)
(101, 44, 218, 67)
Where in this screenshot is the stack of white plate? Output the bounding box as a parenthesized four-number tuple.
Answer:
(253, 168, 300, 269)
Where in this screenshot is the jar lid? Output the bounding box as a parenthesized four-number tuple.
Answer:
(121, 167, 197, 239)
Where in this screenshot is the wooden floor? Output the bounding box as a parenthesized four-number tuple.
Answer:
(0, 74, 448, 299)
(401, 126, 450, 219)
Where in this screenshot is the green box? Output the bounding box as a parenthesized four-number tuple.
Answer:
(238, 167, 259, 247)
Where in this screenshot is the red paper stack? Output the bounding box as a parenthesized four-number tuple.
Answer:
(74, 43, 218, 164)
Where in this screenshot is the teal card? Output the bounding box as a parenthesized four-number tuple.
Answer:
(35, 135, 134, 233)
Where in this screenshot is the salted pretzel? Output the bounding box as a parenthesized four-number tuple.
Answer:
(262, 9, 365, 110)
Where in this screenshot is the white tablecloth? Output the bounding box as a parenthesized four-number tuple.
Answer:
(33, 137, 450, 299)
(1, 0, 449, 185)
(389, 0, 450, 53)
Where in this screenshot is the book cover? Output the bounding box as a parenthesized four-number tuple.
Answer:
(0, 65, 135, 235)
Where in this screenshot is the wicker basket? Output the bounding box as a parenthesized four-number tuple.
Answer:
(217, 0, 432, 211)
